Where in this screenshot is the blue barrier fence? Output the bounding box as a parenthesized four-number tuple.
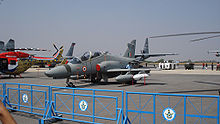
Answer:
(0, 82, 124, 124)
(0, 82, 219, 124)
(48, 86, 124, 124)
(124, 92, 219, 124)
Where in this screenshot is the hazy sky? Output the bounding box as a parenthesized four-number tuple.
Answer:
(0, 0, 220, 61)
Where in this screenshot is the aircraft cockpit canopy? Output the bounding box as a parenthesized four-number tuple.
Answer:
(91, 51, 102, 58)
(69, 57, 82, 64)
(80, 51, 102, 61)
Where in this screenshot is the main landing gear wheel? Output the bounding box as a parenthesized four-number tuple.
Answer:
(91, 76, 102, 83)
(66, 82, 76, 88)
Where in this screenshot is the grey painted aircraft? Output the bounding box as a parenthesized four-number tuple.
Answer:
(0, 39, 15, 53)
(45, 40, 150, 87)
(0, 39, 47, 53)
(49, 43, 76, 67)
(135, 38, 177, 61)
(62, 42, 76, 63)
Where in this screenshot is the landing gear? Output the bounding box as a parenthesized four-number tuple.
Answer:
(66, 78, 76, 88)
(91, 75, 102, 83)
(91, 73, 102, 83)
(66, 82, 76, 88)
(102, 74, 108, 83)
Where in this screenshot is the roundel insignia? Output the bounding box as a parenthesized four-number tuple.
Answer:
(82, 66, 87, 72)
(96, 64, 101, 71)
(79, 100, 88, 111)
(162, 107, 176, 121)
(22, 94, 28, 103)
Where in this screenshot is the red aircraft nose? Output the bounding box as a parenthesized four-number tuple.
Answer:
(96, 64, 101, 71)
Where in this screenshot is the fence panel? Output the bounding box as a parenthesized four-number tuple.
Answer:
(125, 92, 219, 124)
(0, 83, 4, 101)
(4, 82, 50, 116)
(0, 82, 219, 124)
(49, 86, 124, 124)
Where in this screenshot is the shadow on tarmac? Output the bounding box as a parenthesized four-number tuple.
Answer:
(75, 81, 167, 88)
(160, 89, 220, 94)
(134, 82, 167, 87)
(194, 81, 220, 86)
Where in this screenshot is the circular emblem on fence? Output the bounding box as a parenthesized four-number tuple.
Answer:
(22, 94, 28, 103)
(79, 100, 88, 111)
(163, 107, 176, 121)
(82, 66, 87, 72)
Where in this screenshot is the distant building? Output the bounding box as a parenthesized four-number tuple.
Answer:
(159, 61, 177, 70)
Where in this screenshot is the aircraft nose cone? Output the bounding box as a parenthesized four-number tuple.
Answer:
(44, 70, 53, 77)
(44, 65, 70, 78)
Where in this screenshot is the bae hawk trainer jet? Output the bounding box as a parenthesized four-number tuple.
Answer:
(45, 40, 150, 87)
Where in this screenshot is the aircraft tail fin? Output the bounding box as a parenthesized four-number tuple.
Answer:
(123, 40, 136, 58)
(141, 38, 149, 54)
(66, 43, 75, 56)
(0, 41, 4, 50)
(53, 47, 64, 61)
(5, 39, 15, 51)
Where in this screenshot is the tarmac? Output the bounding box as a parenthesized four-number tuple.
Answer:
(0, 67, 220, 123)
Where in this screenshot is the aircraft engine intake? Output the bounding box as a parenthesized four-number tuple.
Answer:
(96, 61, 120, 72)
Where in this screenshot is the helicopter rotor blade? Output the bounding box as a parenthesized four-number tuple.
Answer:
(149, 31, 220, 39)
(53, 43, 59, 51)
(190, 35, 220, 42)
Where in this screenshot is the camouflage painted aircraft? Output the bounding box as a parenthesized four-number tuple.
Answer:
(0, 45, 63, 77)
(45, 40, 150, 86)
(60, 43, 76, 64)
(135, 38, 177, 61)
(37, 43, 75, 67)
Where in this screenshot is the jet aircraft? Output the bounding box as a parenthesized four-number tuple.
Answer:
(45, 40, 150, 87)
(60, 43, 76, 64)
(135, 38, 177, 61)
(0, 39, 15, 53)
(0, 39, 47, 53)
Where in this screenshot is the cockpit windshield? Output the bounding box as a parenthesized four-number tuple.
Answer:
(91, 51, 102, 58)
(69, 57, 82, 64)
(81, 51, 91, 61)
(80, 51, 102, 61)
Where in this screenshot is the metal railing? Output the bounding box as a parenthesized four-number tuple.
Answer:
(0, 83, 124, 124)
(124, 92, 219, 124)
(0, 82, 219, 124)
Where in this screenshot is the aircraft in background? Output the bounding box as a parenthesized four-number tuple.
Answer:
(35, 42, 76, 67)
(45, 40, 150, 87)
(148, 31, 220, 58)
(0, 46, 63, 77)
(189, 34, 220, 58)
(0, 39, 47, 53)
(135, 38, 177, 61)
(208, 50, 220, 57)
(60, 43, 76, 64)
(0, 39, 15, 53)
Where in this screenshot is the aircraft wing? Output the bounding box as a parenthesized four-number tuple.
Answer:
(107, 68, 150, 73)
(135, 53, 177, 57)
